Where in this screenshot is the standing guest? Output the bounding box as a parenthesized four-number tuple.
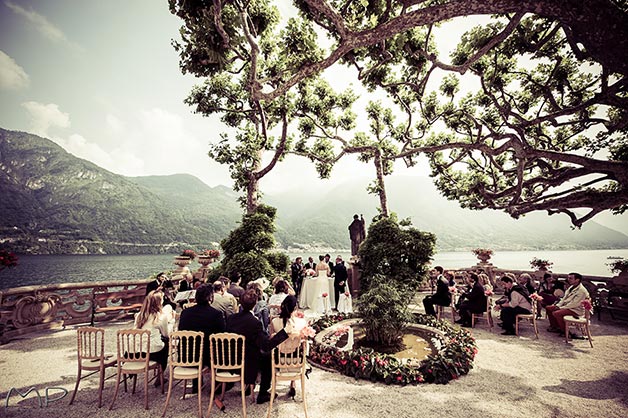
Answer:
(304, 256, 316, 271)
(226, 289, 292, 404)
(455, 273, 487, 327)
(333, 256, 348, 310)
(178, 284, 226, 394)
(210, 280, 237, 318)
(227, 271, 246, 302)
(324, 254, 335, 277)
(423, 266, 452, 316)
(133, 291, 172, 377)
(494, 276, 532, 335)
(290, 257, 305, 297)
(546, 272, 589, 337)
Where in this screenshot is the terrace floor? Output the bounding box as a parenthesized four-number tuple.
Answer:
(1, 301, 627, 418)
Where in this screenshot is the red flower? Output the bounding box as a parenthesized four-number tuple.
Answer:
(396, 375, 402, 381)
(322, 292, 328, 298)
(340, 359, 348, 366)
(353, 360, 359, 367)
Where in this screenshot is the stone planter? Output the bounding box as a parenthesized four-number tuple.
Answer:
(173, 256, 192, 274)
(196, 256, 215, 280)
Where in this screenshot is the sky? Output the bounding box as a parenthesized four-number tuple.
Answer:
(0, 0, 485, 195)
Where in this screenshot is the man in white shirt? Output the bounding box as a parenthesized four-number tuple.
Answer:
(546, 272, 589, 337)
(495, 275, 532, 335)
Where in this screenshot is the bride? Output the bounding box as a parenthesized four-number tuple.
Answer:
(313, 255, 330, 313)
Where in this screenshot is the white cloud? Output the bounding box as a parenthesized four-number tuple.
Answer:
(0, 50, 29, 90)
(21, 101, 70, 137)
(105, 114, 123, 132)
(5, 1, 68, 43)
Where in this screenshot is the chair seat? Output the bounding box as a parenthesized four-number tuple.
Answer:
(121, 360, 159, 372)
(277, 369, 301, 379)
(516, 313, 534, 319)
(215, 370, 242, 382)
(81, 357, 116, 369)
(564, 315, 586, 324)
(172, 366, 202, 379)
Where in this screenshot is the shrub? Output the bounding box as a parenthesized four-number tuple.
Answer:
(265, 251, 290, 276)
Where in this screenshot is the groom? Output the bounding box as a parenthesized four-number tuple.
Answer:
(333, 256, 348, 310)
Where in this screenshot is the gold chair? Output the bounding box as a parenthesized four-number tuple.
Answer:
(515, 301, 539, 338)
(69, 327, 116, 408)
(207, 333, 247, 418)
(109, 329, 164, 410)
(471, 297, 494, 331)
(436, 297, 456, 323)
(267, 337, 308, 418)
(564, 303, 594, 347)
(162, 331, 206, 418)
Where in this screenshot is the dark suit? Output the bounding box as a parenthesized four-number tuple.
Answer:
(304, 262, 316, 270)
(178, 304, 226, 367)
(333, 262, 348, 309)
(458, 281, 487, 325)
(226, 311, 288, 394)
(423, 275, 452, 316)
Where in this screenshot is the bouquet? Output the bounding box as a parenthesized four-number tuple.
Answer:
(300, 325, 316, 339)
(529, 293, 543, 302)
(582, 299, 593, 312)
(484, 289, 493, 296)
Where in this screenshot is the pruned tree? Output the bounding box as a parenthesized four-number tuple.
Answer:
(169, 0, 628, 227)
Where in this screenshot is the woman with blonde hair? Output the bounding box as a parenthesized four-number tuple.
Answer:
(134, 290, 171, 377)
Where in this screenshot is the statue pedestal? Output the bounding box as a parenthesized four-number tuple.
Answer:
(348, 259, 361, 298)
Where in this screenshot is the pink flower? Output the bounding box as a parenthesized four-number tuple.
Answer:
(484, 289, 493, 296)
(322, 292, 328, 298)
(344, 291, 350, 296)
(582, 299, 593, 311)
(295, 311, 305, 318)
(340, 359, 348, 366)
(530, 293, 543, 301)
(396, 375, 402, 381)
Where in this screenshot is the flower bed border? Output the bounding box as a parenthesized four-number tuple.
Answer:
(308, 313, 477, 385)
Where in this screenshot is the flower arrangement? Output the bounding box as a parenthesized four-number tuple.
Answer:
(607, 258, 628, 273)
(300, 325, 316, 339)
(308, 312, 477, 385)
(530, 257, 553, 270)
(200, 249, 220, 258)
(529, 293, 544, 302)
(0, 249, 18, 271)
(582, 299, 593, 312)
(472, 248, 493, 257)
(180, 249, 197, 260)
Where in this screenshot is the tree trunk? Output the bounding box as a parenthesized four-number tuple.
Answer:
(374, 151, 389, 217)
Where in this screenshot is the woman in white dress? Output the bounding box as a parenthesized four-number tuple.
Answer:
(313, 255, 331, 312)
(269, 295, 308, 399)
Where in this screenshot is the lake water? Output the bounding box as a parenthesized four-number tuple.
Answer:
(1, 249, 626, 290)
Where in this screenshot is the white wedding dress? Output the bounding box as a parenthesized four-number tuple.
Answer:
(314, 270, 330, 314)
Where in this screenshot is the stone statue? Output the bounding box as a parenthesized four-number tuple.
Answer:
(348, 214, 366, 256)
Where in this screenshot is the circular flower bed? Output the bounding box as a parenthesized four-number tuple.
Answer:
(308, 313, 477, 385)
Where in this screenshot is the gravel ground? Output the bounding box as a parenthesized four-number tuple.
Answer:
(1, 309, 627, 418)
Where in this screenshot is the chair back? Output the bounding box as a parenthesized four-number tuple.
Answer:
(116, 329, 151, 366)
(169, 330, 204, 368)
(77, 326, 107, 363)
(209, 332, 245, 373)
(274, 337, 307, 371)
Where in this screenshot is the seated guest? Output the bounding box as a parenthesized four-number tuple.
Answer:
(268, 279, 291, 317)
(178, 284, 226, 393)
(133, 291, 172, 376)
(146, 272, 176, 310)
(226, 290, 292, 404)
(455, 273, 487, 327)
(210, 280, 237, 318)
(423, 266, 452, 316)
(494, 276, 532, 335)
(178, 273, 194, 292)
(247, 281, 270, 334)
(478, 273, 493, 292)
(269, 295, 308, 398)
(546, 272, 589, 337)
(537, 273, 565, 317)
(445, 270, 456, 287)
(227, 272, 246, 302)
(517, 273, 536, 295)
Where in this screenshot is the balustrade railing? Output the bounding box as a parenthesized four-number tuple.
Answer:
(0, 280, 154, 344)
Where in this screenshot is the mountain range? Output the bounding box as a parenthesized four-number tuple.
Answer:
(1, 127, 627, 254)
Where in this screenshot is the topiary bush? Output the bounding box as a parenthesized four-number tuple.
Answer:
(265, 251, 290, 276)
(359, 215, 436, 293)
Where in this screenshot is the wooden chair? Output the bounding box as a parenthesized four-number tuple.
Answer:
(267, 337, 309, 418)
(471, 297, 494, 331)
(162, 331, 206, 418)
(69, 327, 116, 408)
(515, 301, 539, 338)
(109, 329, 164, 410)
(564, 303, 594, 347)
(207, 333, 247, 418)
(436, 297, 456, 323)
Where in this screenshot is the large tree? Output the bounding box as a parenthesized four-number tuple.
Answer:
(170, 0, 627, 226)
